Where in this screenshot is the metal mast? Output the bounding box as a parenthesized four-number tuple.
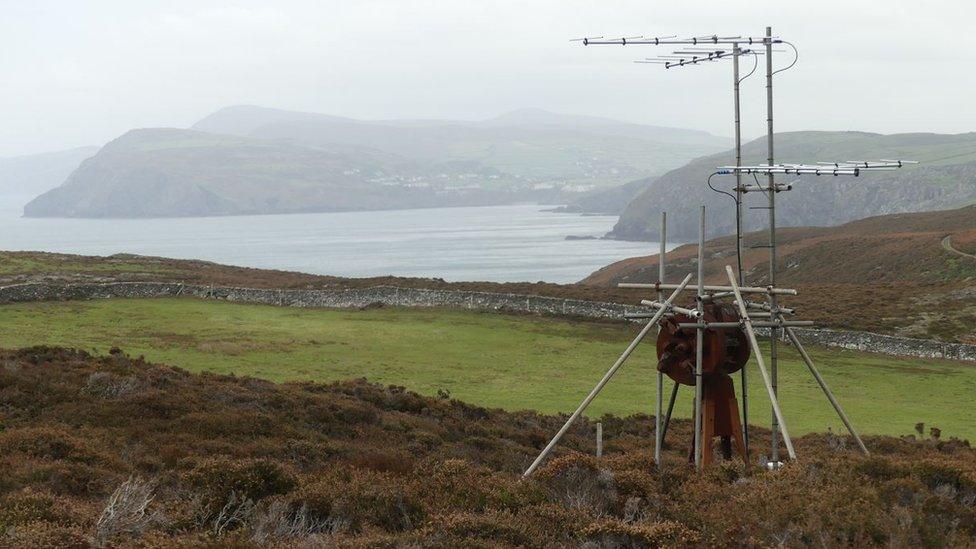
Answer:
(618, 34, 762, 467)
(731, 42, 749, 458)
(535, 29, 916, 475)
(764, 25, 780, 465)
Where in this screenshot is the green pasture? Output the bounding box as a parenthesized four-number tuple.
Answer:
(2, 298, 972, 440)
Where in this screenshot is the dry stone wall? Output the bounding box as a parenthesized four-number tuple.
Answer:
(2, 281, 974, 362)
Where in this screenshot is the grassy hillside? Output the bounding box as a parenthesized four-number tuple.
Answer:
(2, 227, 975, 343)
(193, 105, 726, 184)
(0, 345, 973, 546)
(24, 107, 726, 219)
(586, 204, 976, 343)
(1, 298, 973, 440)
(22, 129, 526, 218)
(610, 131, 976, 241)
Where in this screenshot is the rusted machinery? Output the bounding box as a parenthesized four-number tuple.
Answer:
(522, 207, 873, 478)
(656, 303, 748, 465)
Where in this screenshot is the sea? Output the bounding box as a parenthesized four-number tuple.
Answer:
(0, 198, 665, 283)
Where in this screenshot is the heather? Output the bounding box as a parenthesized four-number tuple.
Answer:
(0, 346, 973, 547)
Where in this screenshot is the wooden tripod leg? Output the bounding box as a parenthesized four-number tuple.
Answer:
(727, 394, 747, 462)
(701, 384, 716, 467)
(702, 374, 747, 465)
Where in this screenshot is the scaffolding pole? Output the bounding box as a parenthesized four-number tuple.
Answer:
(654, 212, 666, 466)
(784, 327, 869, 454)
(763, 25, 781, 465)
(523, 273, 695, 477)
(725, 265, 796, 459)
(693, 206, 705, 469)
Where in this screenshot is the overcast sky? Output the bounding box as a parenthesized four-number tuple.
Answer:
(1, 0, 973, 156)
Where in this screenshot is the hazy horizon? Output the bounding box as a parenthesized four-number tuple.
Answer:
(2, 0, 974, 157)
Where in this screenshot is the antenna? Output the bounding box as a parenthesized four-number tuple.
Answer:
(576, 33, 766, 467)
(582, 35, 780, 46)
(525, 27, 915, 476)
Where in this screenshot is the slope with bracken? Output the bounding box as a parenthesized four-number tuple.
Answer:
(584, 205, 976, 342)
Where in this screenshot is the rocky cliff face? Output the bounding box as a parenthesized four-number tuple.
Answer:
(610, 131, 976, 241)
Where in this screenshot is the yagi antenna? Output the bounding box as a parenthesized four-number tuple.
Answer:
(552, 27, 895, 476)
(581, 34, 779, 45)
(716, 161, 916, 177)
(534, 26, 925, 480)
(879, 159, 919, 165)
(569, 35, 603, 43)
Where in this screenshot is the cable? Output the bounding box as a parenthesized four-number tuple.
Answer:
(771, 41, 798, 76)
(738, 50, 759, 84)
(706, 171, 744, 282)
(707, 171, 738, 204)
(706, 43, 795, 289)
(752, 172, 769, 198)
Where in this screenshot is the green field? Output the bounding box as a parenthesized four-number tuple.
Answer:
(2, 297, 973, 440)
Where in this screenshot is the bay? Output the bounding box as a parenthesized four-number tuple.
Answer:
(0, 200, 666, 283)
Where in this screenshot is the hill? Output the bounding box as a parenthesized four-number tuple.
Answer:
(3, 221, 976, 343)
(551, 176, 654, 215)
(25, 107, 725, 218)
(193, 105, 726, 175)
(585, 204, 976, 342)
(22, 129, 521, 218)
(0, 346, 973, 546)
(0, 146, 98, 200)
(609, 131, 976, 241)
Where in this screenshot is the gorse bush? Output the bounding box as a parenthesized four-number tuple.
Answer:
(0, 346, 973, 547)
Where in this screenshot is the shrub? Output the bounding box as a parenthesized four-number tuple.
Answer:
(536, 454, 618, 515)
(248, 499, 344, 544)
(24, 461, 116, 497)
(583, 518, 701, 547)
(421, 510, 537, 546)
(83, 371, 140, 398)
(184, 458, 296, 517)
(855, 455, 907, 481)
(95, 476, 161, 543)
(0, 490, 81, 530)
(0, 427, 104, 464)
(3, 520, 90, 548)
(290, 468, 423, 533)
(912, 460, 976, 497)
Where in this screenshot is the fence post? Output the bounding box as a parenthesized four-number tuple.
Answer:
(596, 422, 603, 458)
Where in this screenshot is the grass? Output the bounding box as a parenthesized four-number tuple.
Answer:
(0, 252, 179, 277)
(1, 297, 973, 440)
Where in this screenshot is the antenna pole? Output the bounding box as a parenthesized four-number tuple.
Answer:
(732, 42, 749, 461)
(654, 211, 667, 467)
(580, 28, 912, 468)
(733, 44, 744, 280)
(694, 206, 705, 469)
(763, 25, 781, 466)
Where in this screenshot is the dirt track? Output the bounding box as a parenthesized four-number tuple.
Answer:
(942, 235, 976, 260)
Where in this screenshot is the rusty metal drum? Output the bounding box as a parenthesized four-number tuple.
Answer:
(655, 303, 749, 385)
